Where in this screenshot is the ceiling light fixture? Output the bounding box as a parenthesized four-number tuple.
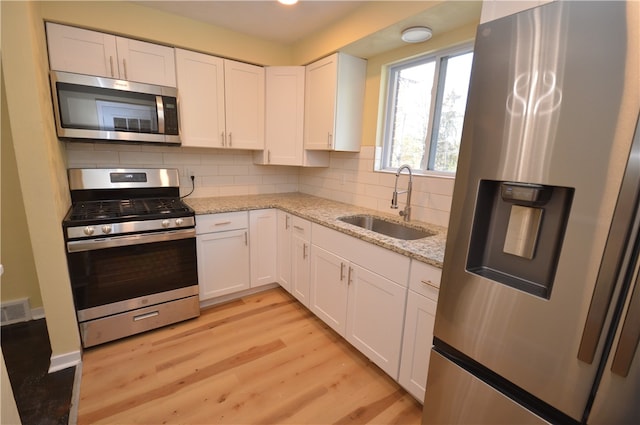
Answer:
(278, 0, 298, 5)
(401, 26, 433, 43)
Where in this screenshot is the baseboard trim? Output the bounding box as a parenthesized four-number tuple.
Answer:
(31, 307, 45, 320)
(199, 283, 280, 310)
(49, 350, 81, 373)
(68, 360, 82, 425)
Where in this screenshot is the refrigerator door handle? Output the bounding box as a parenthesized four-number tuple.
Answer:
(610, 265, 640, 377)
(578, 114, 640, 364)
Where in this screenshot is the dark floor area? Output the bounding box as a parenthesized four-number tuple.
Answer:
(1, 319, 75, 425)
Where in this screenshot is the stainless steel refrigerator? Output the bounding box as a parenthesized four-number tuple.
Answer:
(423, 1, 640, 424)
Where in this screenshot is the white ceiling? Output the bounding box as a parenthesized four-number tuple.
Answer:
(135, 1, 481, 58)
(136, 1, 367, 45)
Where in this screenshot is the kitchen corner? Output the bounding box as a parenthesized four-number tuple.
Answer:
(185, 192, 447, 268)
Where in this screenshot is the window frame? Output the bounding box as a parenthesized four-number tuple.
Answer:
(378, 42, 474, 176)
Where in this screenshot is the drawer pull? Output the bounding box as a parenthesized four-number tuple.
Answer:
(293, 225, 304, 231)
(420, 279, 439, 290)
(133, 311, 159, 321)
(214, 221, 232, 226)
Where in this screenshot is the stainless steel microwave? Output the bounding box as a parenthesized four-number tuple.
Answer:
(49, 71, 180, 145)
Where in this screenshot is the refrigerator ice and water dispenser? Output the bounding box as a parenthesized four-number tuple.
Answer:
(467, 180, 574, 299)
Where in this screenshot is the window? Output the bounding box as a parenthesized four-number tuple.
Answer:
(379, 45, 473, 174)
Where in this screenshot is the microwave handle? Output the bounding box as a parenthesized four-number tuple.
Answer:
(156, 96, 165, 134)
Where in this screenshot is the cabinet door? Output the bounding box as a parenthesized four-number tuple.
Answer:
(263, 66, 305, 165)
(249, 209, 277, 288)
(115, 37, 176, 86)
(304, 55, 337, 150)
(175, 49, 226, 148)
(291, 233, 310, 307)
(276, 211, 292, 292)
(310, 246, 349, 335)
(399, 290, 437, 402)
(346, 264, 407, 379)
(46, 22, 118, 78)
(197, 229, 250, 300)
(224, 60, 265, 150)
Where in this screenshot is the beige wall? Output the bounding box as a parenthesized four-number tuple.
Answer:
(2, 1, 80, 357)
(1, 74, 43, 310)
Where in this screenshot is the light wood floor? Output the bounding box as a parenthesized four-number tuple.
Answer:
(78, 287, 423, 424)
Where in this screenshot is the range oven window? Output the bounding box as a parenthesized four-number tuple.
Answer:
(67, 237, 197, 311)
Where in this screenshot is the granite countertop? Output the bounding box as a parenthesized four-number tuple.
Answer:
(185, 192, 447, 268)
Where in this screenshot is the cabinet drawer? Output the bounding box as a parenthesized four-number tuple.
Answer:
(291, 216, 311, 240)
(409, 260, 441, 301)
(196, 211, 248, 234)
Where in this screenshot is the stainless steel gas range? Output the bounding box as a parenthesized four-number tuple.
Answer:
(62, 168, 199, 348)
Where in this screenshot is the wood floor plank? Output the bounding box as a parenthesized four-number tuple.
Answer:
(77, 287, 423, 424)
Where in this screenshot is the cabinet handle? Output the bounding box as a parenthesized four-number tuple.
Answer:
(348, 266, 353, 285)
(109, 56, 115, 77)
(340, 262, 345, 281)
(221, 132, 226, 147)
(123, 58, 128, 80)
(285, 215, 290, 229)
(420, 279, 440, 290)
(229, 132, 233, 147)
(303, 243, 308, 259)
(244, 231, 248, 246)
(327, 132, 333, 148)
(293, 225, 304, 232)
(267, 150, 271, 164)
(133, 311, 159, 321)
(214, 221, 232, 226)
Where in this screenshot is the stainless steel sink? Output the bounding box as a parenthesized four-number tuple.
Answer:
(338, 215, 434, 240)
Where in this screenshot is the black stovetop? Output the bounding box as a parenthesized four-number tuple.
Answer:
(64, 197, 193, 225)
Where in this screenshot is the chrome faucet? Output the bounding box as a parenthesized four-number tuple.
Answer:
(391, 164, 413, 221)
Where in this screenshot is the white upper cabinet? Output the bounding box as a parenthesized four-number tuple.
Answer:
(46, 22, 176, 87)
(304, 53, 366, 152)
(255, 67, 329, 167)
(175, 49, 225, 148)
(175, 48, 264, 150)
(114, 37, 176, 87)
(224, 60, 265, 150)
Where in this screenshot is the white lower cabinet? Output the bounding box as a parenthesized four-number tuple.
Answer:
(310, 223, 410, 379)
(310, 246, 349, 334)
(399, 260, 441, 402)
(249, 209, 277, 288)
(276, 211, 293, 292)
(346, 264, 407, 378)
(291, 217, 311, 306)
(196, 212, 250, 300)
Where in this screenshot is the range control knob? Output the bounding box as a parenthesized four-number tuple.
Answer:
(175, 218, 184, 226)
(83, 226, 95, 236)
(162, 219, 171, 228)
(102, 225, 112, 234)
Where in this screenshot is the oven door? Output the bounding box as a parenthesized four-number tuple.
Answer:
(66, 229, 197, 322)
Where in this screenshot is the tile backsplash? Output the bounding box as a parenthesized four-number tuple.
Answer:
(299, 146, 454, 228)
(65, 143, 453, 227)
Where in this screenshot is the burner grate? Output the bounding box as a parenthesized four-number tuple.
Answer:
(68, 198, 191, 221)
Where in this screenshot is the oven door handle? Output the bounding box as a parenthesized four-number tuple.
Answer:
(67, 229, 195, 253)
